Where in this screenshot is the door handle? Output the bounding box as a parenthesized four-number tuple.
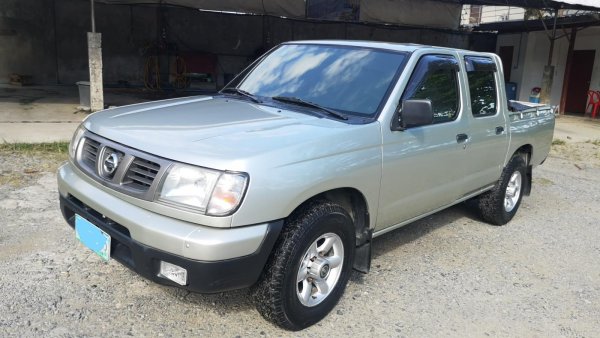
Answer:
(456, 133, 469, 143)
(496, 126, 504, 135)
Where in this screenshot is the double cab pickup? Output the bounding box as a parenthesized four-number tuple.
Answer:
(58, 41, 555, 330)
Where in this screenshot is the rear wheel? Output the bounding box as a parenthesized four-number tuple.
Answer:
(476, 155, 527, 225)
(252, 201, 355, 330)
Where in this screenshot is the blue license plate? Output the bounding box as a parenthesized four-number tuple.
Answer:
(75, 214, 111, 261)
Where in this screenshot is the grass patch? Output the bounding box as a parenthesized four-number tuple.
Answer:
(534, 177, 554, 186)
(0, 142, 69, 175)
(552, 139, 566, 146)
(0, 171, 27, 187)
(585, 139, 600, 146)
(0, 142, 69, 154)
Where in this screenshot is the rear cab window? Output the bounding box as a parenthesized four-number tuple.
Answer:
(464, 56, 498, 118)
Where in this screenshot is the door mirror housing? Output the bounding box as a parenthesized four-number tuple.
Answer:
(391, 99, 434, 131)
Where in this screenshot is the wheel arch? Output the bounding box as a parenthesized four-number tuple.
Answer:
(512, 144, 533, 196)
(287, 187, 373, 273)
(513, 144, 532, 163)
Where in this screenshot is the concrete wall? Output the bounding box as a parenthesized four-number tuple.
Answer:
(497, 27, 600, 107)
(0, 0, 159, 85)
(1, 0, 496, 86)
(54, 2, 160, 85)
(574, 28, 600, 92)
(0, 0, 59, 84)
(496, 33, 527, 86)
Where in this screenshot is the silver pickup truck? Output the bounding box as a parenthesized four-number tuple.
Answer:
(58, 40, 554, 330)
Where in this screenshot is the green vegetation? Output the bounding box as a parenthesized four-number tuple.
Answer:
(534, 177, 554, 186)
(551, 139, 566, 146)
(0, 171, 26, 187)
(0, 142, 69, 154)
(0, 142, 69, 187)
(585, 139, 600, 147)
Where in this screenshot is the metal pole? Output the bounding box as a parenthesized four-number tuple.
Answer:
(53, 0, 60, 84)
(91, 0, 96, 33)
(547, 9, 558, 65)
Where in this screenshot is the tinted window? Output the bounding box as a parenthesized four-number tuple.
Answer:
(237, 44, 406, 116)
(465, 56, 498, 117)
(402, 55, 459, 124)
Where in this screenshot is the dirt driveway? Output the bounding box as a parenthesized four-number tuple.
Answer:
(1, 118, 599, 337)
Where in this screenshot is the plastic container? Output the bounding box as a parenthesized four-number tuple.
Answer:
(505, 82, 517, 101)
(76, 81, 91, 108)
(529, 87, 541, 103)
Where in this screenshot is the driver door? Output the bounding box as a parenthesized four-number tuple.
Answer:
(376, 54, 469, 230)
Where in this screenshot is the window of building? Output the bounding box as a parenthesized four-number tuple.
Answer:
(306, 0, 360, 21)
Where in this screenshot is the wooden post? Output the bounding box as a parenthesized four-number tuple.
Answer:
(559, 27, 577, 115)
(540, 65, 554, 105)
(539, 9, 558, 105)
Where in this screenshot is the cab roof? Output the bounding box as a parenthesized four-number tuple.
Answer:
(287, 40, 473, 54)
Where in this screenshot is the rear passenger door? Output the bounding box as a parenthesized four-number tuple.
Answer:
(460, 56, 509, 194)
(377, 54, 470, 230)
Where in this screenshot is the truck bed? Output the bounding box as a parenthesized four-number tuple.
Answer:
(507, 100, 555, 167)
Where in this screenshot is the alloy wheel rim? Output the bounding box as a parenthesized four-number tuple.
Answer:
(296, 232, 344, 307)
(504, 171, 522, 212)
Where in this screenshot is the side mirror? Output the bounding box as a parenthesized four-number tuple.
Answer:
(391, 99, 434, 131)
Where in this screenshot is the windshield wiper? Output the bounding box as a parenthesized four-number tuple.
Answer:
(272, 96, 348, 120)
(221, 88, 262, 103)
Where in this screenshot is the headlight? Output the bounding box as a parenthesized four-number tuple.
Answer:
(158, 164, 248, 216)
(206, 172, 248, 216)
(69, 125, 86, 159)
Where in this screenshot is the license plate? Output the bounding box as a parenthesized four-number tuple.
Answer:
(75, 214, 111, 261)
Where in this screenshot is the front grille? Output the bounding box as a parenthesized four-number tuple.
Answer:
(124, 158, 161, 190)
(82, 138, 101, 168)
(74, 131, 171, 201)
(98, 147, 125, 180)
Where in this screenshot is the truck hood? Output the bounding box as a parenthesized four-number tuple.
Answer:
(84, 96, 374, 171)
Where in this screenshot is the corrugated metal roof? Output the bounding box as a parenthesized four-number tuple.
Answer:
(473, 13, 600, 32)
(551, 0, 600, 9)
(96, 0, 600, 15)
(447, 0, 600, 11)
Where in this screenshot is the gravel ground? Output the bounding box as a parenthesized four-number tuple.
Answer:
(1, 137, 599, 337)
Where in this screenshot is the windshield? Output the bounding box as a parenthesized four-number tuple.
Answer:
(236, 44, 407, 117)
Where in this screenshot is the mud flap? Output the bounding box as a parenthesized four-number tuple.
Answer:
(524, 165, 532, 196)
(353, 240, 372, 273)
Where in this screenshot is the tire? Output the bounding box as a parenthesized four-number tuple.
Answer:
(252, 200, 355, 330)
(476, 155, 527, 226)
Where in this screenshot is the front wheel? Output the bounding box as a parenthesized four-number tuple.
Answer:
(476, 155, 527, 225)
(252, 201, 355, 330)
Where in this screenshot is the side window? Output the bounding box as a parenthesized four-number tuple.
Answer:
(465, 56, 498, 117)
(402, 54, 460, 124)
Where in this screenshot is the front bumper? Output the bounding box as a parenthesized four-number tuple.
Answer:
(58, 162, 283, 293)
